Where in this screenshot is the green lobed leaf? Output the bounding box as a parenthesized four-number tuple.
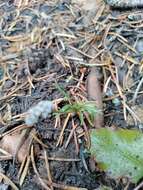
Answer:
(90, 128, 143, 183)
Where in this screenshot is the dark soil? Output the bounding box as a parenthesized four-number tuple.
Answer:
(0, 0, 143, 189)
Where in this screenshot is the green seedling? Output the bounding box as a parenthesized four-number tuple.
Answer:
(55, 101, 98, 125)
(55, 82, 99, 125)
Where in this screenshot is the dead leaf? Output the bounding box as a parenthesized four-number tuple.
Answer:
(1, 131, 32, 163)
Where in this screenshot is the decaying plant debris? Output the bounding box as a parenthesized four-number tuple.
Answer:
(1, 129, 34, 163)
(87, 67, 104, 128)
(0, 0, 143, 189)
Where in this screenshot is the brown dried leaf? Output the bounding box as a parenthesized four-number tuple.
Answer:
(1, 132, 31, 163)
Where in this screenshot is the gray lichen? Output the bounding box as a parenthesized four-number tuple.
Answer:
(25, 100, 54, 126)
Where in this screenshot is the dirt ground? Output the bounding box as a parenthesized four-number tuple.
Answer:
(0, 0, 143, 189)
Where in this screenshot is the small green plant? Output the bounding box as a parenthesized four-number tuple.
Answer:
(55, 82, 99, 125)
(55, 101, 98, 125)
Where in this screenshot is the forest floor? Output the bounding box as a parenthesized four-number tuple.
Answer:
(0, 0, 143, 189)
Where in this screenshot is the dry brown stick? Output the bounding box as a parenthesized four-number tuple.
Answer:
(44, 150, 53, 190)
(0, 124, 32, 138)
(65, 121, 77, 148)
(87, 67, 104, 128)
(31, 146, 85, 190)
(31, 146, 51, 190)
(132, 76, 143, 104)
(40, 156, 80, 162)
(56, 113, 71, 147)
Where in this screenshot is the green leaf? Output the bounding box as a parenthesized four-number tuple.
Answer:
(90, 128, 143, 183)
